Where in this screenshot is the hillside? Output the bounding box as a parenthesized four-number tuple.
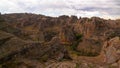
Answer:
(0, 13, 120, 68)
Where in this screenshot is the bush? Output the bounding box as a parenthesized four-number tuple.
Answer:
(69, 34, 83, 56)
(71, 34, 83, 50)
(75, 34, 83, 41)
(71, 42, 78, 51)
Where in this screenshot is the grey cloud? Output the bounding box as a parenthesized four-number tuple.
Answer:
(0, 0, 120, 19)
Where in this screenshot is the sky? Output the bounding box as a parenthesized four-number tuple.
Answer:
(0, 0, 120, 19)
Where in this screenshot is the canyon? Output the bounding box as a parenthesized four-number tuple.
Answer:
(0, 13, 120, 68)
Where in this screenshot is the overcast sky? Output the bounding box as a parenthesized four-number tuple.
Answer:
(0, 0, 120, 19)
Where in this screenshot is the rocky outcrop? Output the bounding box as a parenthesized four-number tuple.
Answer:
(77, 39, 102, 56)
(59, 25, 76, 44)
(102, 37, 120, 64)
(0, 30, 70, 64)
(2, 13, 120, 42)
(73, 17, 109, 40)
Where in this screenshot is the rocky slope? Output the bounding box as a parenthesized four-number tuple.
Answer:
(0, 13, 120, 68)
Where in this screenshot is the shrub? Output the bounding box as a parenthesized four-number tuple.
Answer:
(76, 34, 83, 41)
(71, 33, 83, 51)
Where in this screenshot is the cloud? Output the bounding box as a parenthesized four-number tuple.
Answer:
(0, 0, 120, 19)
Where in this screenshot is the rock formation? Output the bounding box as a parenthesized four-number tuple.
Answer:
(0, 13, 120, 68)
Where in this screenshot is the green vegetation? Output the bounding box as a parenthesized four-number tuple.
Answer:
(77, 62, 83, 68)
(75, 63, 80, 68)
(71, 33, 83, 51)
(88, 64, 95, 68)
(68, 33, 83, 57)
(69, 33, 99, 57)
(71, 42, 79, 51)
(76, 34, 83, 41)
(107, 31, 120, 40)
(39, 54, 49, 62)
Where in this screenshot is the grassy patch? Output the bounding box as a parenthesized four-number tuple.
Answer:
(75, 63, 80, 68)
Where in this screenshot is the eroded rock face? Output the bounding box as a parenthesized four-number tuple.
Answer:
(59, 25, 76, 44)
(73, 17, 108, 39)
(0, 13, 120, 68)
(2, 13, 120, 43)
(44, 37, 70, 60)
(77, 39, 102, 56)
(0, 30, 70, 64)
(102, 37, 120, 64)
